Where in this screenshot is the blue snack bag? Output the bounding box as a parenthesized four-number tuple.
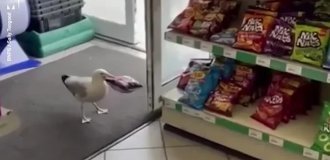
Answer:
(179, 64, 222, 110)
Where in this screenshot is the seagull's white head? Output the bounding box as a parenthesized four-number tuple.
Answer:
(93, 69, 114, 80)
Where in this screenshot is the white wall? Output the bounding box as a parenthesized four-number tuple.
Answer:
(161, 0, 209, 83)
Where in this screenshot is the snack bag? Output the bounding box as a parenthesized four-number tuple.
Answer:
(177, 59, 214, 90)
(255, 0, 282, 11)
(210, 28, 238, 45)
(206, 91, 237, 117)
(168, 7, 195, 33)
(314, 0, 330, 21)
(324, 44, 330, 69)
(233, 12, 275, 53)
(278, 87, 295, 123)
(251, 92, 284, 129)
(206, 82, 242, 117)
(215, 58, 236, 80)
(106, 76, 143, 93)
(291, 24, 330, 67)
(179, 64, 221, 110)
(312, 102, 330, 154)
(232, 65, 257, 106)
(190, 12, 225, 39)
(279, 12, 304, 27)
(264, 19, 294, 57)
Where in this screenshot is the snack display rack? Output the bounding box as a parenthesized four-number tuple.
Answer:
(165, 31, 330, 83)
(154, 1, 330, 160)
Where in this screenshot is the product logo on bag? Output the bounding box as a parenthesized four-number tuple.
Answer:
(322, 119, 330, 133)
(264, 94, 283, 105)
(241, 18, 263, 32)
(296, 31, 321, 48)
(280, 16, 297, 26)
(269, 25, 291, 43)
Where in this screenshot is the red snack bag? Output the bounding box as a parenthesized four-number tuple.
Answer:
(206, 81, 242, 117)
(177, 71, 191, 90)
(232, 65, 257, 106)
(281, 77, 309, 116)
(251, 92, 284, 129)
(278, 87, 295, 123)
(206, 91, 237, 117)
(168, 7, 195, 33)
(233, 12, 275, 53)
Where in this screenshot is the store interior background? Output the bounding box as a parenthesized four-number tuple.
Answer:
(82, 0, 208, 84)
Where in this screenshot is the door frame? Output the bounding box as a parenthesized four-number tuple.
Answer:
(145, 0, 162, 110)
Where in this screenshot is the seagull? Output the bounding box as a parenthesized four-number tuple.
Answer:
(61, 69, 114, 124)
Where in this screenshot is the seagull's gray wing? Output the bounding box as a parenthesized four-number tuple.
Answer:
(64, 76, 91, 99)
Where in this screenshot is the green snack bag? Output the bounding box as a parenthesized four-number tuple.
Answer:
(313, 102, 330, 153)
(291, 24, 330, 67)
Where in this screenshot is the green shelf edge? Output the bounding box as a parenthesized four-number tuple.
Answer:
(164, 31, 330, 84)
(162, 96, 328, 160)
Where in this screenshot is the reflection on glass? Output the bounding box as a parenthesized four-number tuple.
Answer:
(83, 0, 126, 25)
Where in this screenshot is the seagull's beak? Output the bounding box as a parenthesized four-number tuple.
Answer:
(103, 72, 115, 80)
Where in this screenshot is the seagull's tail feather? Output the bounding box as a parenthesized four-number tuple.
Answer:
(61, 75, 69, 84)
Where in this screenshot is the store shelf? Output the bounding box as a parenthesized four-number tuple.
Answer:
(161, 88, 329, 160)
(165, 31, 330, 84)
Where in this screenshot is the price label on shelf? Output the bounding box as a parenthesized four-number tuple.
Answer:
(165, 33, 176, 42)
(248, 129, 262, 140)
(286, 64, 302, 75)
(303, 148, 319, 160)
(256, 56, 271, 67)
(164, 101, 175, 110)
(182, 107, 200, 118)
(322, 154, 330, 160)
(269, 136, 284, 147)
(223, 48, 237, 59)
(201, 113, 216, 124)
(200, 42, 213, 52)
(182, 38, 194, 47)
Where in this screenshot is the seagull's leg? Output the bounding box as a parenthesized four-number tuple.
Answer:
(81, 103, 91, 124)
(92, 102, 109, 114)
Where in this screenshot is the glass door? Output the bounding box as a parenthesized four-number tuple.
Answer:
(145, 0, 210, 109)
(83, 0, 137, 44)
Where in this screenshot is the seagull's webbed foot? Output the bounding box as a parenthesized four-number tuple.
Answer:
(82, 117, 92, 124)
(93, 103, 109, 115)
(81, 103, 92, 124)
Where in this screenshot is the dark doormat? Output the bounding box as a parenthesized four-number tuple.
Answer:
(0, 46, 155, 160)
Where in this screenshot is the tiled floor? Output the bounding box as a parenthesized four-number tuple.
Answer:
(90, 121, 243, 160)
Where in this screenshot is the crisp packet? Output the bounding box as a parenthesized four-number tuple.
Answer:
(312, 102, 330, 154)
(177, 59, 214, 90)
(210, 28, 238, 45)
(168, 7, 195, 33)
(106, 76, 143, 93)
(291, 24, 330, 67)
(251, 92, 285, 129)
(179, 64, 221, 110)
(233, 12, 275, 53)
(264, 19, 294, 57)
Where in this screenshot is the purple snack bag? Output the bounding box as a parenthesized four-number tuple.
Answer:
(264, 19, 294, 57)
(106, 76, 143, 93)
(279, 12, 304, 27)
